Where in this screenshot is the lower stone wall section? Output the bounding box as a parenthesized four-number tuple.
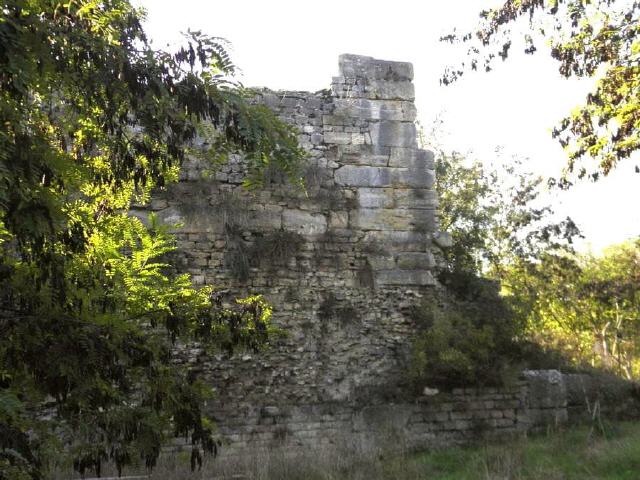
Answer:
(169, 370, 591, 456)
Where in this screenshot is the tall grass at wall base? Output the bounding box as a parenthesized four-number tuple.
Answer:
(53, 422, 640, 480)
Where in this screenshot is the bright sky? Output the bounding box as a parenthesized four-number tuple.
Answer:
(134, 0, 639, 252)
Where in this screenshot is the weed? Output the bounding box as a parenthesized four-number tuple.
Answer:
(251, 230, 304, 268)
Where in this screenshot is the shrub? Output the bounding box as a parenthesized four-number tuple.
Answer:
(409, 271, 524, 389)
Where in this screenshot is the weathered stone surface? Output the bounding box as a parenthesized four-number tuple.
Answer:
(155, 206, 184, 226)
(141, 54, 464, 456)
(389, 147, 435, 169)
(433, 231, 453, 248)
(350, 208, 414, 231)
(339, 54, 414, 81)
(369, 121, 416, 148)
(335, 165, 433, 188)
(357, 188, 395, 208)
(362, 231, 429, 251)
(283, 209, 327, 235)
(397, 252, 436, 270)
(376, 269, 436, 286)
(323, 131, 352, 145)
(335, 165, 395, 187)
(364, 80, 415, 101)
(333, 98, 417, 121)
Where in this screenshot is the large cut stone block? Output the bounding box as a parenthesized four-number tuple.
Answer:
(247, 209, 282, 230)
(283, 210, 327, 236)
(395, 168, 435, 188)
(357, 188, 395, 208)
(335, 165, 432, 188)
(339, 54, 414, 81)
(335, 165, 394, 187)
(323, 131, 352, 145)
(333, 98, 417, 122)
(394, 189, 438, 209)
(376, 269, 436, 286)
(369, 121, 416, 148)
(389, 148, 435, 169)
(396, 252, 436, 270)
(350, 208, 414, 231)
(365, 80, 415, 101)
(362, 231, 429, 251)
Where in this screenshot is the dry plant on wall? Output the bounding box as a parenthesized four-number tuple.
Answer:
(217, 191, 252, 281)
(250, 230, 305, 269)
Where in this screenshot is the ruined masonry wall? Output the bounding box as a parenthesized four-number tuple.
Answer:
(138, 55, 573, 453)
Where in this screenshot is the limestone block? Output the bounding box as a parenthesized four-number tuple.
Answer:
(389, 147, 435, 169)
(362, 231, 429, 251)
(394, 189, 438, 209)
(354, 404, 414, 434)
(523, 370, 567, 410)
(350, 208, 413, 231)
(323, 131, 352, 145)
(396, 252, 436, 270)
(369, 121, 416, 148)
(247, 209, 282, 230)
(335, 165, 394, 187)
(364, 80, 415, 101)
(339, 54, 414, 82)
(348, 153, 389, 167)
(155, 206, 184, 225)
(333, 98, 417, 122)
(367, 254, 396, 270)
(433, 231, 453, 248)
(329, 211, 349, 229)
(357, 188, 395, 208)
(335, 165, 431, 188)
(283, 209, 327, 236)
(376, 269, 436, 286)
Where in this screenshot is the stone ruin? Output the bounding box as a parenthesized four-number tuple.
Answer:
(135, 54, 624, 453)
(135, 53, 441, 407)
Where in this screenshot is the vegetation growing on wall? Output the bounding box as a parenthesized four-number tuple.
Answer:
(251, 230, 305, 268)
(409, 277, 524, 389)
(0, 1, 304, 478)
(415, 136, 640, 386)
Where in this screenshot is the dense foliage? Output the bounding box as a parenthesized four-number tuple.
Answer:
(410, 143, 582, 389)
(503, 240, 640, 379)
(434, 150, 580, 277)
(0, 1, 304, 478)
(410, 277, 524, 389)
(443, 0, 640, 185)
(416, 142, 640, 387)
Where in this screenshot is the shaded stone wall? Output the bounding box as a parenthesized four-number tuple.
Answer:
(170, 371, 577, 454)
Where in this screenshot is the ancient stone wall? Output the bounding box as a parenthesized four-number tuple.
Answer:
(138, 55, 615, 454)
(134, 54, 441, 411)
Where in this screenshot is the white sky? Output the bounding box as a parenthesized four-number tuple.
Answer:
(134, 0, 639, 252)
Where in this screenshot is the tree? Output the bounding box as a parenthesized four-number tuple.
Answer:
(432, 148, 580, 278)
(442, 0, 640, 185)
(502, 240, 640, 378)
(0, 1, 304, 478)
(409, 137, 581, 389)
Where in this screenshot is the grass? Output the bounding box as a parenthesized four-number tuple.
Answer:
(406, 422, 640, 480)
(55, 422, 640, 480)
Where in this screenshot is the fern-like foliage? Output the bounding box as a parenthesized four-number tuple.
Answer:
(0, 1, 304, 478)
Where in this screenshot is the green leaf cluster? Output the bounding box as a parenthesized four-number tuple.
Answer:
(0, 1, 304, 478)
(502, 239, 640, 378)
(442, 0, 640, 184)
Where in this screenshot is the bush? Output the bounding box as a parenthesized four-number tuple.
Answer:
(409, 271, 524, 389)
